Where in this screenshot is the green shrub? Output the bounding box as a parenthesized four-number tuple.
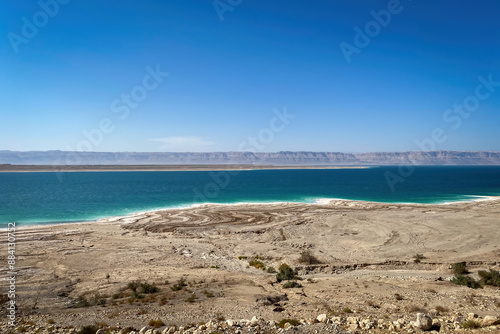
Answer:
(128, 281, 158, 294)
(283, 281, 302, 289)
(238, 256, 247, 260)
(343, 307, 353, 313)
(276, 319, 300, 328)
(74, 295, 90, 308)
(139, 282, 159, 294)
(461, 320, 481, 329)
(203, 290, 214, 298)
(73, 293, 106, 308)
(451, 275, 482, 289)
(171, 277, 187, 291)
(249, 259, 265, 270)
(478, 269, 500, 287)
(127, 281, 140, 292)
(451, 262, 468, 275)
(276, 263, 297, 282)
(185, 294, 196, 303)
(266, 267, 276, 273)
(298, 250, 321, 264)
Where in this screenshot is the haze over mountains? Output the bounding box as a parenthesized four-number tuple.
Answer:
(1, 150, 500, 166)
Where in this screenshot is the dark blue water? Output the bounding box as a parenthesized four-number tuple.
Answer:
(1, 166, 500, 227)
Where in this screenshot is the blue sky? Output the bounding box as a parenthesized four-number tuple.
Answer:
(1, 0, 499, 152)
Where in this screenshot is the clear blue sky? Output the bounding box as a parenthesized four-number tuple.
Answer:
(1, 0, 499, 152)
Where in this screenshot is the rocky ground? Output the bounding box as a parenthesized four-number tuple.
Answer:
(1, 199, 499, 333)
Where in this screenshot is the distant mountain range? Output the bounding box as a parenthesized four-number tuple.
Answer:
(1, 150, 500, 165)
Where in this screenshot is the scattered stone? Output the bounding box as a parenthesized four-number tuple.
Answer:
(483, 315, 500, 326)
(415, 313, 433, 331)
(467, 312, 478, 320)
(316, 314, 327, 323)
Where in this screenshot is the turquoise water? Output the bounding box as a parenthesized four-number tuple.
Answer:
(1, 166, 500, 227)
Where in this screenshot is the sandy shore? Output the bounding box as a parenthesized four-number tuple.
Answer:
(1, 199, 499, 332)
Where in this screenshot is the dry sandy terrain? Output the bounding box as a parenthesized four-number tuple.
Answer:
(1, 199, 499, 333)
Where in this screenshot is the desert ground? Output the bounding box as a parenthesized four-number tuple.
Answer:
(1, 198, 499, 333)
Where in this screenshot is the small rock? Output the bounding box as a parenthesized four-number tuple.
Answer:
(226, 319, 235, 327)
(139, 328, 148, 334)
(316, 314, 327, 323)
(283, 322, 293, 330)
(467, 313, 478, 320)
(249, 316, 260, 326)
(96, 330, 106, 334)
(483, 315, 500, 326)
(415, 313, 433, 331)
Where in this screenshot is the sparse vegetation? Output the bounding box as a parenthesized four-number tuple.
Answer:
(283, 280, 302, 288)
(451, 262, 468, 275)
(298, 250, 321, 264)
(249, 258, 265, 270)
(266, 267, 277, 273)
(140, 282, 159, 294)
(461, 320, 482, 329)
(478, 269, 500, 286)
(413, 253, 426, 263)
(74, 293, 106, 308)
(46, 319, 55, 324)
(238, 256, 247, 260)
(126, 280, 158, 298)
(435, 305, 449, 313)
(276, 319, 300, 328)
(171, 277, 187, 291)
(185, 294, 196, 303)
(148, 319, 165, 328)
(203, 290, 214, 298)
(276, 263, 298, 282)
(394, 293, 403, 301)
(76, 325, 98, 334)
(342, 307, 353, 313)
(451, 275, 482, 289)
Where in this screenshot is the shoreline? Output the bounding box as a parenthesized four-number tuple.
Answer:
(6, 195, 500, 231)
(0, 164, 372, 173)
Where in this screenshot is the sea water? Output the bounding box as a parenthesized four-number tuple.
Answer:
(1, 166, 499, 227)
